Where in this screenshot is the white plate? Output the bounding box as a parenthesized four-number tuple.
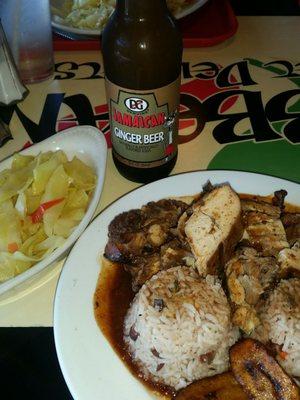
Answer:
(54, 170, 300, 400)
(51, 0, 209, 39)
(0, 125, 107, 299)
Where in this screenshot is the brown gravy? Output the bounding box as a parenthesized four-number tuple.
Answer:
(93, 257, 174, 398)
(93, 194, 299, 398)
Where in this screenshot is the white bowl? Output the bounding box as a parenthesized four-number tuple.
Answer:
(0, 125, 107, 298)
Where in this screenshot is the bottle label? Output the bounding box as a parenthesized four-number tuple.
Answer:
(106, 77, 181, 168)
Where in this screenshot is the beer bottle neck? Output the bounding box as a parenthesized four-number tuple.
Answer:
(116, 0, 169, 18)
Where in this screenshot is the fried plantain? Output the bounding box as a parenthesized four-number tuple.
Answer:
(230, 339, 300, 400)
(174, 371, 248, 400)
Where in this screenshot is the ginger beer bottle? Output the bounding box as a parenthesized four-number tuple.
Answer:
(102, 0, 182, 183)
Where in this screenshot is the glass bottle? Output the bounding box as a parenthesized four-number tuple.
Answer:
(102, 0, 182, 183)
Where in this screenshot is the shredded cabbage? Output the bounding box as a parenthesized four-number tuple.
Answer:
(0, 151, 96, 283)
(52, 0, 191, 30)
(63, 0, 115, 30)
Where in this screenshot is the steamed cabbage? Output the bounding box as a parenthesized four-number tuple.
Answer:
(51, 0, 191, 31)
(0, 151, 96, 283)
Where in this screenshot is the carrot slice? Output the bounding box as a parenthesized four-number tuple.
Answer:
(7, 242, 19, 253)
(279, 351, 289, 361)
(30, 198, 65, 223)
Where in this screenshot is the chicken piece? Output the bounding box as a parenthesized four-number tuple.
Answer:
(171, 194, 200, 206)
(123, 238, 194, 291)
(278, 242, 300, 278)
(272, 189, 288, 210)
(160, 239, 195, 270)
(174, 371, 247, 400)
(124, 253, 161, 291)
(225, 246, 279, 334)
(176, 184, 212, 240)
(242, 198, 289, 257)
(184, 184, 243, 276)
(282, 212, 300, 246)
(104, 209, 145, 262)
(231, 305, 260, 335)
(230, 339, 300, 400)
(104, 199, 188, 263)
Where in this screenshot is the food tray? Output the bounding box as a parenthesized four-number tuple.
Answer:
(53, 0, 238, 50)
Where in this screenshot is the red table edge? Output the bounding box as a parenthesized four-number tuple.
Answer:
(53, 23, 238, 51)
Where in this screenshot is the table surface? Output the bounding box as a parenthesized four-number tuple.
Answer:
(0, 2, 299, 399)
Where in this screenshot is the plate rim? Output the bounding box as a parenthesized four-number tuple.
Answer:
(93, 168, 300, 214)
(54, 169, 300, 400)
(0, 125, 107, 296)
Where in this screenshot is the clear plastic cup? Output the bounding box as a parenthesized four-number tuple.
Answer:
(0, 0, 54, 84)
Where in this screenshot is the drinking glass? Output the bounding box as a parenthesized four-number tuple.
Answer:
(0, 0, 54, 84)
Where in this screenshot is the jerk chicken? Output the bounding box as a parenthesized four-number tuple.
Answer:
(282, 212, 300, 246)
(104, 199, 192, 291)
(278, 244, 300, 278)
(241, 197, 289, 257)
(104, 184, 244, 290)
(105, 198, 189, 262)
(224, 192, 300, 334)
(104, 183, 300, 337)
(225, 246, 279, 334)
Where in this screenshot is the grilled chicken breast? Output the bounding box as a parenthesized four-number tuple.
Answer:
(225, 246, 279, 334)
(282, 212, 300, 246)
(226, 195, 297, 334)
(184, 184, 243, 276)
(241, 198, 289, 257)
(278, 243, 300, 278)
